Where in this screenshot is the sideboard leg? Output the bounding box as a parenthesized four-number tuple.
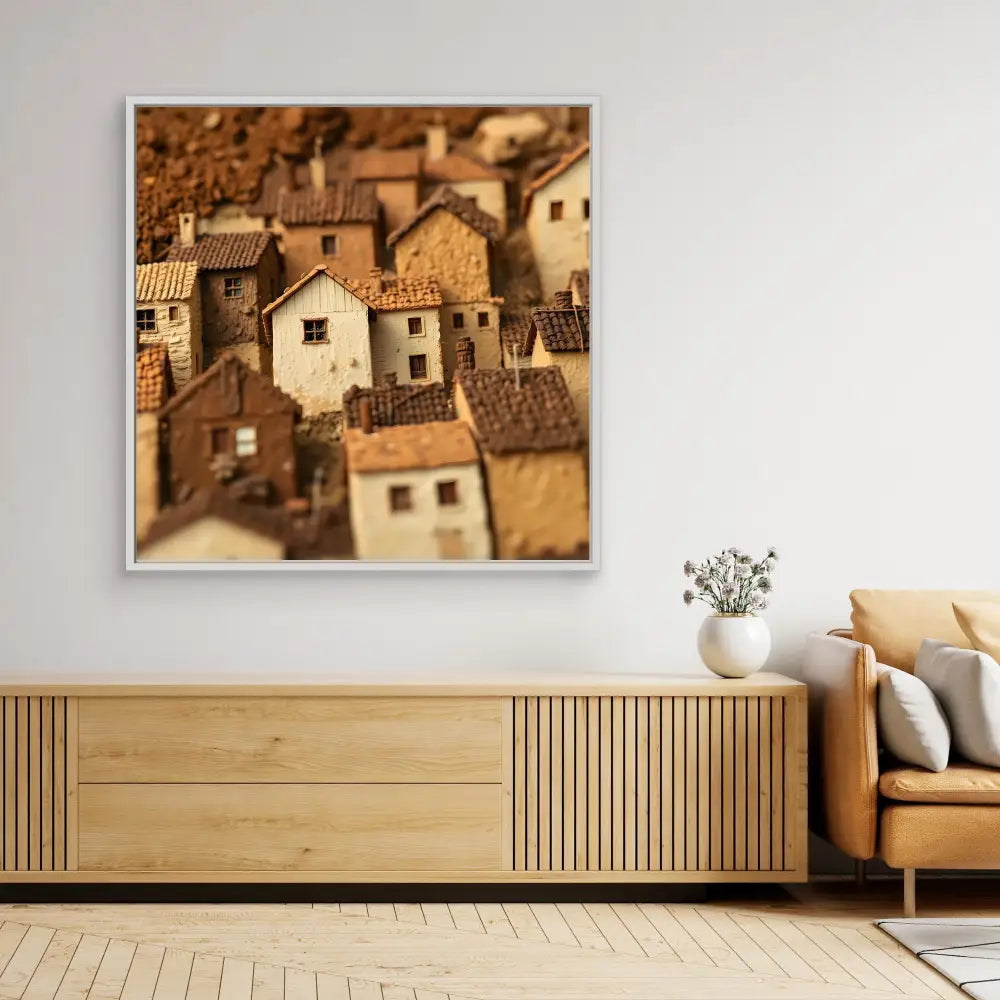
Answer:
(854, 859, 866, 886)
(903, 868, 916, 918)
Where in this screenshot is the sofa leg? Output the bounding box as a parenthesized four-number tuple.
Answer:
(854, 859, 866, 886)
(903, 868, 916, 918)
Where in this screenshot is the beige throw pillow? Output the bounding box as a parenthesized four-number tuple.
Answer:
(954, 601, 1000, 661)
(851, 590, 1000, 671)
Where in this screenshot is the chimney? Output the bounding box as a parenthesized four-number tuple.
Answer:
(425, 123, 448, 162)
(455, 336, 476, 373)
(553, 289, 573, 309)
(369, 266, 384, 295)
(309, 136, 326, 192)
(178, 212, 197, 247)
(359, 397, 374, 435)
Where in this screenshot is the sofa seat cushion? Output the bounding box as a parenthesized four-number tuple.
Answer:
(880, 763, 1000, 804)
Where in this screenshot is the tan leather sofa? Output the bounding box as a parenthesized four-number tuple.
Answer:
(803, 589, 1000, 915)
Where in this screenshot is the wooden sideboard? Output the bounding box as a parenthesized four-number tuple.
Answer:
(0, 673, 806, 883)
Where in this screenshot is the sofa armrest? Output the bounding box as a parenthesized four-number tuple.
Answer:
(828, 628, 854, 639)
(802, 632, 879, 860)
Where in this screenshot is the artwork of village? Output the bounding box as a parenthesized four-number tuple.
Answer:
(133, 105, 591, 562)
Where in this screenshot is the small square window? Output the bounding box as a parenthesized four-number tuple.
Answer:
(407, 316, 423, 337)
(583, 197, 590, 220)
(452, 312, 464, 329)
(477, 311, 489, 328)
(549, 200, 564, 221)
(210, 427, 229, 454)
(437, 480, 459, 506)
(168, 305, 179, 321)
(409, 354, 428, 380)
(389, 485, 412, 512)
(235, 426, 257, 457)
(136, 309, 156, 333)
(223, 276, 243, 298)
(321, 234, 339, 256)
(303, 318, 328, 343)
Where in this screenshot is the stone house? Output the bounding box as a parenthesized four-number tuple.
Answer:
(135, 261, 202, 386)
(135, 346, 174, 544)
(273, 145, 380, 283)
(522, 143, 590, 301)
(348, 269, 444, 388)
(526, 292, 590, 432)
(159, 352, 300, 505)
(388, 187, 504, 384)
(166, 223, 282, 376)
(139, 490, 288, 562)
(344, 416, 491, 561)
(421, 124, 510, 235)
(454, 366, 589, 560)
(263, 265, 376, 416)
(349, 148, 422, 235)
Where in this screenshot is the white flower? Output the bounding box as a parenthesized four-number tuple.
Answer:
(694, 574, 710, 589)
(683, 560, 696, 577)
(755, 597, 769, 611)
(764, 557, 776, 573)
(735, 563, 752, 579)
(767, 547, 779, 560)
(721, 582, 738, 600)
(758, 576, 773, 593)
(683, 590, 695, 606)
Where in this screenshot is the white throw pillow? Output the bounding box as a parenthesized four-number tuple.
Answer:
(915, 638, 1000, 767)
(877, 664, 951, 771)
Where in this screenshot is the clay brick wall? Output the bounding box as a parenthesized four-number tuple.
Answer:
(279, 222, 377, 284)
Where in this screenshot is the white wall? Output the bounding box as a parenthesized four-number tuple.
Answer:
(1, 0, 998, 676)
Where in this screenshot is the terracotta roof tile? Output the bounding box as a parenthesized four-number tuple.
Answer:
(455, 367, 586, 455)
(343, 382, 453, 428)
(422, 153, 506, 183)
(136, 261, 198, 302)
(522, 142, 590, 213)
(276, 181, 379, 225)
(527, 305, 590, 354)
(570, 268, 590, 308)
(350, 148, 422, 181)
(166, 231, 275, 272)
(136, 345, 174, 413)
(347, 273, 442, 312)
(345, 421, 479, 474)
(387, 186, 501, 246)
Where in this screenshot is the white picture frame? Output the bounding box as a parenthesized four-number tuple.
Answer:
(126, 96, 599, 572)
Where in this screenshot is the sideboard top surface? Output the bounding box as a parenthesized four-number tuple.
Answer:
(0, 671, 803, 697)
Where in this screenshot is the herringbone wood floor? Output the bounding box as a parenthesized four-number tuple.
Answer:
(0, 884, 986, 1000)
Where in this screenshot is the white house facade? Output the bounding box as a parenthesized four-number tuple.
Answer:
(263, 266, 375, 415)
(523, 144, 591, 302)
(345, 422, 491, 561)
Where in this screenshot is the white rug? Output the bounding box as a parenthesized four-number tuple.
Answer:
(878, 919, 1000, 999)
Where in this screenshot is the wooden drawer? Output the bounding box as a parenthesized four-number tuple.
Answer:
(79, 783, 500, 872)
(79, 696, 501, 783)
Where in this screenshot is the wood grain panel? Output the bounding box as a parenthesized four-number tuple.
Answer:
(1, 697, 75, 871)
(79, 783, 500, 872)
(79, 697, 502, 784)
(503, 692, 806, 876)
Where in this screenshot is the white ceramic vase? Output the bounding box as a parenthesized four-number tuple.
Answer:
(697, 614, 771, 678)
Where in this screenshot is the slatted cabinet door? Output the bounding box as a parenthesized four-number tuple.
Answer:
(1, 696, 77, 872)
(503, 694, 806, 880)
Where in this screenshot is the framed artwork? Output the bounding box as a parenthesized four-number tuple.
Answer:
(126, 98, 597, 570)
